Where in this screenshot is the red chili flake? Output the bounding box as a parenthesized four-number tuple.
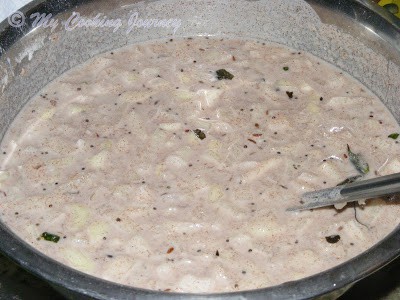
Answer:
(164, 289, 171, 292)
(247, 139, 257, 144)
(344, 154, 348, 159)
(252, 134, 262, 137)
(184, 129, 190, 133)
(232, 55, 236, 61)
(96, 133, 100, 138)
(255, 123, 260, 128)
(167, 247, 174, 254)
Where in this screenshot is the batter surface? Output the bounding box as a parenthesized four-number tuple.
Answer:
(0, 37, 399, 292)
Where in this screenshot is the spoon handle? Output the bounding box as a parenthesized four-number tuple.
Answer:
(287, 172, 400, 211)
(341, 172, 400, 200)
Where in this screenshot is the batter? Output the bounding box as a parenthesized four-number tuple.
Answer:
(0, 37, 399, 293)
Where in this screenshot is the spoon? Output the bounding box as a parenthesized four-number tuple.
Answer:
(287, 172, 400, 211)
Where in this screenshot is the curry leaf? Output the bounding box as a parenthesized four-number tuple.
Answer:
(388, 133, 399, 140)
(41, 232, 60, 243)
(194, 129, 206, 140)
(216, 69, 234, 80)
(347, 144, 369, 175)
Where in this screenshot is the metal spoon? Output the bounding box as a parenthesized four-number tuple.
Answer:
(287, 172, 400, 211)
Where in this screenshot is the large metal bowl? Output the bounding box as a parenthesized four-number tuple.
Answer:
(0, 0, 399, 299)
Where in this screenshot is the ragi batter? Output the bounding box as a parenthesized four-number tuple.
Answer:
(0, 37, 399, 292)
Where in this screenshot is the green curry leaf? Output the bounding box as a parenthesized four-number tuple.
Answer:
(347, 144, 369, 175)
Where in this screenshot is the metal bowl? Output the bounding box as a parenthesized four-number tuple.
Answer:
(0, 0, 399, 299)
